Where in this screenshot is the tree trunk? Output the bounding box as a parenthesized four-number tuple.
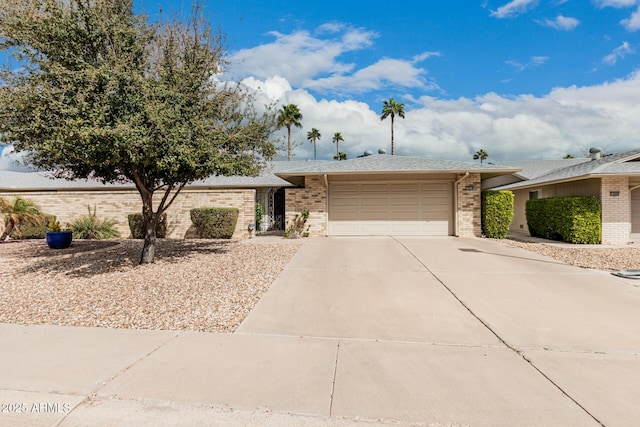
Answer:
(313, 141, 316, 161)
(287, 126, 292, 161)
(140, 197, 157, 264)
(0, 219, 14, 242)
(391, 114, 395, 155)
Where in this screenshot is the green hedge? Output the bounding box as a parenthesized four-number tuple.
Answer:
(481, 190, 514, 239)
(526, 196, 601, 244)
(9, 214, 55, 239)
(190, 207, 238, 239)
(127, 213, 167, 239)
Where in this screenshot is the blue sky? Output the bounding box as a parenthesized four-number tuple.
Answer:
(4, 0, 640, 168)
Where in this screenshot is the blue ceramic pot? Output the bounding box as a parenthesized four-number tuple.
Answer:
(46, 231, 73, 249)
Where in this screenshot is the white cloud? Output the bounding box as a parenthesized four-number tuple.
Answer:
(241, 73, 640, 163)
(621, 5, 640, 30)
(538, 15, 580, 30)
(0, 146, 33, 172)
(226, 25, 439, 95)
(227, 28, 370, 87)
(506, 56, 549, 71)
(602, 41, 634, 64)
(490, 0, 538, 18)
(594, 0, 638, 8)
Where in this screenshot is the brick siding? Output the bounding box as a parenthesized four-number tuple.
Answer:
(285, 175, 327, 236)
(600, 176, 630, 245)
(0, 188, 255, 240)
(456, 173, 482, 237)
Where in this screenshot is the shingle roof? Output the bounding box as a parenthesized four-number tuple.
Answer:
(0, 161, 329, 191)
(276, 154, 519, 177)
(496, 148, 640, 190)
(490, 159, 591, 180)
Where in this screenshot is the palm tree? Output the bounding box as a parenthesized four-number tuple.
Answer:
(332, 132, 344, 160)
(307, 128, 321, 161)
(380, 97, 405, 155)
(333, 152, 347, 161)
(473, 149, 489, 164)
(277, 104, 303, 161)
(0, 197, 43, 242)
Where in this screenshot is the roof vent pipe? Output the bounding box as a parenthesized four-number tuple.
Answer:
(378, 148, 387, 154)
(589, 147, 602, 161)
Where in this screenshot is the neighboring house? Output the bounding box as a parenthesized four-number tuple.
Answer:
(489, 148, 640, 245)
(0, 154, 518, 239)
(481, 158, 591, 190)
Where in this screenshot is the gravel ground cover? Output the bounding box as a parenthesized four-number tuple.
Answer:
(0, 238, 301, 332)
(500, 238, 640, 271)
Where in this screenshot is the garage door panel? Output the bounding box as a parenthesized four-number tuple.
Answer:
(361, 183, 389, 192)
(362, 210, 390, 220)
(332, 183, 359, 192)
(329, 181, 452, 236)
(361, 197, 389, 207)
(391, 196, 420, 207)
(390, 183, 420, 192)
(391, 212, 421, 221)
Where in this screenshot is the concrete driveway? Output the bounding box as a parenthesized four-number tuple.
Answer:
(2, 236, 639, 426)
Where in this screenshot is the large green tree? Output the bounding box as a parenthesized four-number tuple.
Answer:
(276, 104, 303, 161)
(0, 0, 276, 263)
(380, 97, 405, 155)
(306, 127, 321, 161)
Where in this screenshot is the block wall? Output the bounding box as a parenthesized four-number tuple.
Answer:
(285, 175, 327, 236)
(600, 176, 630, 245)
(0, 188, 255, 240)
(457, 173, 482, 237)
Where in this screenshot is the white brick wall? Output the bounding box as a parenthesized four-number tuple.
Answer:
(600, 176, 630, 245)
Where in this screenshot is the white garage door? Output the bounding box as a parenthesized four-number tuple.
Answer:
(328, 181, 453, 236)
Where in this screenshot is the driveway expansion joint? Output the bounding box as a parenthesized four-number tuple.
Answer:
(392, 236, 607, 427)
(52, 330, 184, 427)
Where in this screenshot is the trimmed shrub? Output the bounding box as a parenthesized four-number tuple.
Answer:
(481, 190, 514, 239)
(190, 207, 239, 239)
(9, 214, 55, 239)
(127, 213, 168, 239)
(69, 206, 120, 239)
(526, 196, 601, 244)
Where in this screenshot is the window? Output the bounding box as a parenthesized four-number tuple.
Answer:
(529, 190, 542, 200)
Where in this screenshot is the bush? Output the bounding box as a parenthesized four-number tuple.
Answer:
(526, 196, 601, 244)
(481, 190, 514, 239)
(9, 214, 55, 239)
(190, 207, 238, 239)
(69, 206, 120, 239)
(127, 213, 168, 239)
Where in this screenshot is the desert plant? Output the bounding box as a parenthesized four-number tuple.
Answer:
(9, 213, 54, 239)
(128, 213, 167, 239)
(69, 206, 120, 239)
(0, 196, 43, 241)
(284, 209, 310, 239)
(48, 219, 62, 232)
(481, 190, 514, 239)
(190, 207, 239, 239)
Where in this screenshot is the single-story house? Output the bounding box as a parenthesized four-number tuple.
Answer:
(0, 154, 518, 239)
(488, 148, 640, 245)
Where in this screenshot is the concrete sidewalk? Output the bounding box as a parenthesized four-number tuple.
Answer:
(2, 236, 639, 426)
